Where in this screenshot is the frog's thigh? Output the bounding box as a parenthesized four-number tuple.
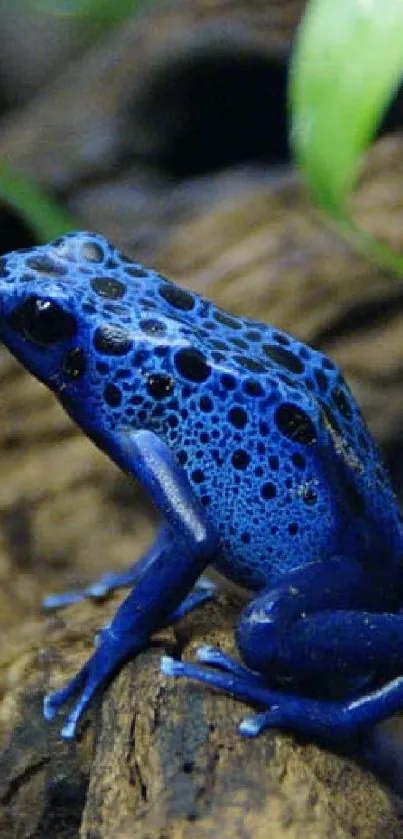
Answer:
(236, 556, 400, 687)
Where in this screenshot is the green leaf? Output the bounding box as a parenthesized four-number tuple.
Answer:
(0, 0, 154, 242)
(290, 0, 403, 273)
(0, 161, 75, 242)
(29, 0, 149, 29)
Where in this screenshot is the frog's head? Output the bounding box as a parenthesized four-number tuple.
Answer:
(0, 231, 143, 445)
(0, 233, 96, 380)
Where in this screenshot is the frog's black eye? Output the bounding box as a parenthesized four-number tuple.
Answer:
(8, 295, 77, 346)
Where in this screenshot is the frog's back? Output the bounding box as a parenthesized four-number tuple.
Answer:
(145, 292, 402, 588)
(76, 235, 401, 586)
(1, 231, 402, 591)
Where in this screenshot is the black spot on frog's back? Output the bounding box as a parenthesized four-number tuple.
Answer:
(146, 373, 175, 399)
(104, 382, 122, 407)
(214, 310, 243, 330)
(262, 344, 305, 374)
(174, 347, 211, 382)
(234, 355, 267, 374)
(275, 403, 318, 446)
(80, 240, 105, 262)
(26, 254, 68, 276)
(159, 284, 195, 312)
(139, 318, 167, 336)
(91, 277, 126, 299)
(228, 407, 248, 429)
(332, 387, 353, 420)
(93, 324, 133, 356)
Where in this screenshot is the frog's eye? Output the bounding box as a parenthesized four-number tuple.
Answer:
(8, 295, 77, 346)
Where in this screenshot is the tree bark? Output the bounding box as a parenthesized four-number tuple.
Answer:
(1, 593, 403, 839)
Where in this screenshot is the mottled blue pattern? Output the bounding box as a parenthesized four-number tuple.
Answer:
(2, 230, 403, 741)
(1, 231, 400, 585)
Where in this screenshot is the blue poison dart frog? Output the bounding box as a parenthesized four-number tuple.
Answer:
(1, 230, 403, 742)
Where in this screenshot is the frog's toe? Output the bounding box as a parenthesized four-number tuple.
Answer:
(239, 709, 282, 737)
(43, 693, 60, 721)
(160, 655, 182, 677)
(195, 645, 235, 668)
(59, 699, 90, 740)
(43, 590, 88, 609)
(43, 659, 91, 726)
(160, 654, 281, 709)
(44, 679, 98, 739)
(195, 645, 266, 683)
(43, 576, 115, 610)
(94, 622, 111, 648)
(45, 694, 90, 739)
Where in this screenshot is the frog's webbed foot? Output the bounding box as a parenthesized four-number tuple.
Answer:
(43, 571, 138, 609)
(43, 430, 219, 739)
(43, 566, 215, 610)
(161, 650, 290, 737)
(42, 527, 171, 609)
(45, 580, 218, 739)
(162, 556, 403, 740)
(44, 629, 147, 739)
(161, 651, 403, 740)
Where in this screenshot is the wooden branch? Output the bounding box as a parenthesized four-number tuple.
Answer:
(1, 594, 402, 838)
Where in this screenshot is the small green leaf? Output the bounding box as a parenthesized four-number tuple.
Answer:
(0, 161, 75, 242)
(29, 0, 148, 29)
(290, 0, 403, 274)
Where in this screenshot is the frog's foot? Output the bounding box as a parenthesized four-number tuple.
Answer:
(43, 529, 171, 609)
(161, 647, 274, 736)
(44, 583, 218, 740)
(43, 570, 216, 612)
(169, 580, 217, 621)
(160, 655, 403, 740)
(43, 573, 127, 609)
(194, 645, 267, 683)
(161, 653, 291, 736)
(44, 629, 147, 739)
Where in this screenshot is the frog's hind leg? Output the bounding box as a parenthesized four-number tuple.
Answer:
(162, 556, 403, 739)
(163, 637, 403, 741)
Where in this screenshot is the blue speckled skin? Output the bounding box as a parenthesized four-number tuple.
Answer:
(2, 230, 403, 741)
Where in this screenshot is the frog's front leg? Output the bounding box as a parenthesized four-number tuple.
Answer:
(43, 528, 169, 608)
(162, 556, 403, 740)
(43, 523, 216, 609)
(43, 429, 219, 739)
